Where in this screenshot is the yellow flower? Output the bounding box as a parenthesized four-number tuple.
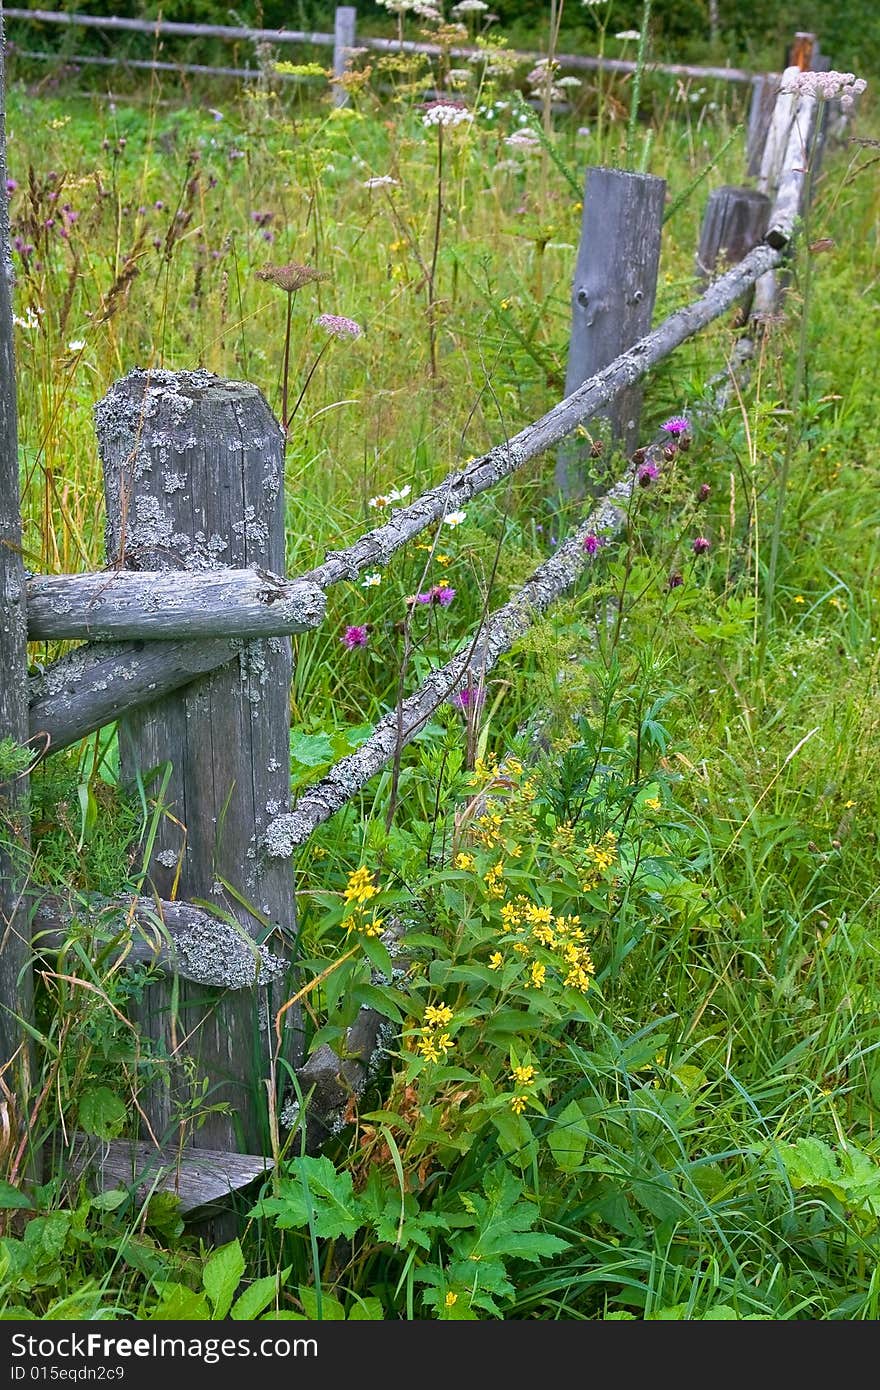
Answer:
(436, 553, 452, 567)
(793, 595, 805, 603)
(484, 860, 506, 898)
(454, 852, 476, 871)
(510, 1095, 528, 1114)
(488, 951, 504, 970)
(525, 903, 553, 926)
(445, 1291, 458, 1308)
(512, 941, 530, 956)
(500, 901, 522, 930)
(424, 1003, 453, 1028)
(434, 1032, 453, 1053)
(844, 799, 856, 809)
(344, 866, 379, 905)
(417, 1035, 441, 1063)
(528, 962, 546, 989)
(511, 1064, 536, 1085)
(644, 797, 661, 811)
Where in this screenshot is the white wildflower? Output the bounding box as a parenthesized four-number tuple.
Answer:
(451, 0, 488, 12)
(615, 29, 641, 40)
(361, 572, 383, 588)
(779, 68, 867, 104)
(67, 339, 86, 352)
(363, 175, 400, 189)
(557, 75, 582, 89)
(422, 102, 473, 128)
(443, 509, 467, 527)
(504, 129, 540, 149)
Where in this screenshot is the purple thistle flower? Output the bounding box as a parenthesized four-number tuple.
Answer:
(692, 536, 711, 556)
(450, 685, 485, 712)
(583, 533, 607, 556)
(341, 624, 369, 648)
(316, 312, 363, 339)
(415, 591, 434, 605)
(661, 415, 691, 436)
(637, 461, 659, 487)
(697, 483, 711, 501)
(436, 586, 456, 607)
(667, 571, 684, 590)
(5, 179, 16, 195)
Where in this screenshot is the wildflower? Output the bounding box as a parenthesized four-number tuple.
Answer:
(368, 484, 411, 509)
(451, 0, 488, 12)
(692, 536, 711, 556)
(5, 178, 16, 194)
(779, 69, 867, 108)
(414, 584, 456, 607)
(557, 75, 582, 89)
(454, 852, 476, 870)
(418, 1035, 442, 1063)
(363, 175, 400, 188)
(667, 571, 683, 590)
(67, 339, 86, 352)
(341, 624, 369, 648)
(697, 483, 711, 501)
(443, 510, 467, 527)
(256, 262, 329, 294)
(511, 1064, 536, 1086)
(422, 101, 473, 129)
(504, 130, 541, 150)
(424, 1003, 454, 1028)
(451, 684, 485, 714)
(583, 533, 606, 556)
(510, 1095, 528, 1114)
(316, 312, 363, 339)
(528, 962, 546, 989)
(344, 866, 379, 905)
(793, 595, 805, 604)
(661, 415, 691, 436)
(637, 461, 660, 487)
(361, 572, 382, 588)
(484, 860, 505, 898)
(488, 951, 504, 970)
(251, 210, 273, 226)
(445, 1291, 459, 1309)
(616, 29, 641, 40)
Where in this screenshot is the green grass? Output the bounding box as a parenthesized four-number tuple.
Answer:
(3, 36, 880, 1321)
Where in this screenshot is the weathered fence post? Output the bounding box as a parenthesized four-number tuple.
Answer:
(0, 16, 34, 1141)
(556, 167, 666, 495)
(95, 369, 297, 1159)
(696, 186, 771, 320)
(332, 5, 357, 108)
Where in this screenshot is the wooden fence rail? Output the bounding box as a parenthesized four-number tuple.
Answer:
(0, 30, 834, 1212)
(4, 6, 757, 88)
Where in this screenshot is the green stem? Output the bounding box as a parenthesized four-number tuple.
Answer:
(626, 0, 653, 171)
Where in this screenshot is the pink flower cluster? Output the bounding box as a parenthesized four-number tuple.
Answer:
(415, 585, 456, 607)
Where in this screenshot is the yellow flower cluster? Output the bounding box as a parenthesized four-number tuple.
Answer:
(343, 866, 384, 938)
(511, 1064, 536, 1085)
(510, 1095, 529, 1115)
(484, 859, 506, 898)
(417, 1001, 455, 1064)
(490, 897, 596, 994)
(454, 852, 476, 871)
(580, 831, 618, 892)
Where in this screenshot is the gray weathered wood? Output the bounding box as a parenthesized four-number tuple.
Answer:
(765, 89, 819, 248)
(95, 369, 298, 1159)
(332, 5, 357, 108)
(757, 68, 798, 197)
(27, 569, 325, 642)
(696, 186, 770, 282)
(557, 167, 666, 492)
(28, 637, 241, 755)
(746, 75, 778, 176)
(0, 14, 34, 1106)
(31, 894, 286, 988)
(68, 1133, 272, 1214)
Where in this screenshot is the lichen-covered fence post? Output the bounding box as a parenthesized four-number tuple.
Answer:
(556, 167, 666, 496)
(0, 14, 34, 1132)
(332, 5, 356, 107)
(95, 370, 298, 1156)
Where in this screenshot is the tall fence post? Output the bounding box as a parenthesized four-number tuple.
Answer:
(556, 167, 666, 495)
(0, 16, 34, 1153)
(696, 185, 770, 296)
(95, 370, 298, 1161)
(333, 5, 357, 108)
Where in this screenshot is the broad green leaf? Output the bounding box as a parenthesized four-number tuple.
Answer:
(0, 1182, 33, 1211)
(358, 934, 394, 981)
(298, 1287, 345, 1320)
(77, 1085, 127, 1140)
(203, 1239, 245, 1319)
(252, 1157, 364, 1240)
(348, 1297, 385, 1320)
(289, 731, 334, 768)
(150, 1283, 211, 1320)
(547, 1100, 589, 1172)
(232, 1271, 286, 1320)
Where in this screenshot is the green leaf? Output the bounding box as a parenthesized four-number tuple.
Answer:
(252, 1158, 364, 1240)
(203, 1239, 245, 1319)
(348, 1297, 385, 1320)
(358, 934, 394, 981)
(298, 1287, 345, 1320)
(77, 1085, 127, 1140)
(232, 1270, 287, 1320)
(0, 1182, 33, 1211)
(547, 1100, 589, 1172)
(289, 731, 334, 767)
(352, 983, 404, 1023)
(150, 1283, 211, 1320)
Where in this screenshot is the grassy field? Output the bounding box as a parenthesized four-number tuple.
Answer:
(2, 26, 880, 1320)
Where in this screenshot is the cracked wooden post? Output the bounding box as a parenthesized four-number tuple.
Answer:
(332, 6, 356, 108)
(556, 167, 665, 496)
(95, 369, 298, 1160)
(0, 15, 35, 1147)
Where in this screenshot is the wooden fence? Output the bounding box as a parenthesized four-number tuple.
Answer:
(5, 4, 759, 104)
(0, 28, 837, 1214)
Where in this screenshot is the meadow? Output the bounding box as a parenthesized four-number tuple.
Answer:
(2, 12, 880, 1320)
